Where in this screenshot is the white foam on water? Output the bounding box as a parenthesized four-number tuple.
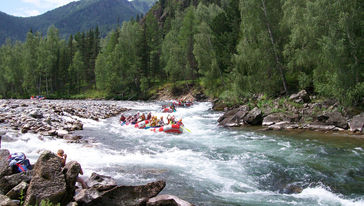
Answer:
(294, 187, 364, 206)
(3, 100, 363, 206)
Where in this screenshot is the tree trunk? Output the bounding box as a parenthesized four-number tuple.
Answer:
(261, 0, 288, 95)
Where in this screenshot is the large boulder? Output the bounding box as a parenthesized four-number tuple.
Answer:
(218, 106, 249, 127)
(289, 90, 310, 103)
(243, 107, 263, 125)
(87, 172, 117, 191)
(24, 151, 67, 206)
(324, 111, 348, 129)
(76, 180, 166, 206)
(62, 161, 82, 204)
(349, 113, 364, 133)
(0, 149, 12, 179)
(263, 113, 300, 126)
(147, 194, 194, 206)
(74, 187, 101, 205)
(0, 171, 32, 195)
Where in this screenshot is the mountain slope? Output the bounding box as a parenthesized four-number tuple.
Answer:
(0, 0, 157, 44)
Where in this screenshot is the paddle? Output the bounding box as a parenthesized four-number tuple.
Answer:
(181, 126, 191, 133)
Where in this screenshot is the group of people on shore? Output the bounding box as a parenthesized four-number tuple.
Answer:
(120, 112, 182, 128)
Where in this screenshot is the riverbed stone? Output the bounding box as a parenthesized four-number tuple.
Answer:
(29, 110, 43, 119)
(349, 113, 364, 133)
(56, 129, 69, 138)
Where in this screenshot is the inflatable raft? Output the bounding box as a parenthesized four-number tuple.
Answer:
(135, 120, 149, 129)
(151, 124, 183, 134)
(162, 107, 175, 113)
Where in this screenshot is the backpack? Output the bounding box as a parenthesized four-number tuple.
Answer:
(8, 152, 31, 173)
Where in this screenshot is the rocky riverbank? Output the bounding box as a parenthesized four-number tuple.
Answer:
(0, 99, 194, 206)
(0, 99, 128, 143)
(215, 90, 364, 136)
(0, 150, 193, 206)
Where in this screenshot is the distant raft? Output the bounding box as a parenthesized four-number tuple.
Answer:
(162, 107, 175, 113)
(151, 124, 183, 134)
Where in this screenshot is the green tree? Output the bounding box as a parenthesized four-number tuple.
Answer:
(232, 0, 287, 100)
(193, 3, 225, 97)
(69, 51, 85, 94)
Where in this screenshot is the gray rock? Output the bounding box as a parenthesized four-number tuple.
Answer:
(63, 161, 82, 204)
(325, 111, 348, 129)
(87, 173, 117, 191)
(244, 107, 263, 125)
(349, 113, 364, 133)
(77, 180, 166, 206)
(29, 110, 43, 119)
(63, 134, 82, 141)
(0, 194, 18, 206)
(0, 172, 32, 195)
(56, 129, 69, 138)
(218, 106, 250, 127)
(289, 90, 310, 103)
(147, 194, 194, 206)
(262, 113, 298, 126)
(6, 181, 28, 200)
(267, 122, 291, 130)
(0, 149, 11, 179)
(74, 188, 103, 204)
(304, 123, 336, 131)
(24, 151, 66, 206)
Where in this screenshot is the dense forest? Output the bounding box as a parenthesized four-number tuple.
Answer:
(0, 0, 362, 106)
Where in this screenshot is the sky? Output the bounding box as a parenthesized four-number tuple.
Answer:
(0, 0, 80, 17)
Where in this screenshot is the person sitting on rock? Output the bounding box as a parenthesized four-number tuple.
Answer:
(57, 149, 88, 189)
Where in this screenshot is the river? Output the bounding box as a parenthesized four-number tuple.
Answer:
(3, 101, 364, 206)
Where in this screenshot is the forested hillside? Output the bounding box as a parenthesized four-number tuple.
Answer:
(0, 0, 157, 44)
(0, 0, 362, 106)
